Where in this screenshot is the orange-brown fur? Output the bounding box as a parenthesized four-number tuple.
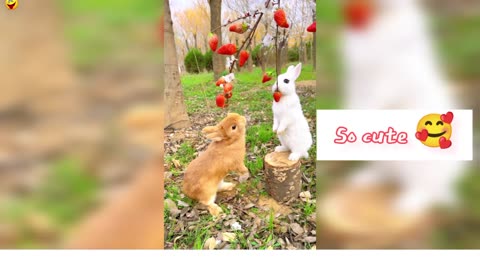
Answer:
(65, 106, 164, 249)
(65, 157, 164, 249)
(182, 113, 249, 215)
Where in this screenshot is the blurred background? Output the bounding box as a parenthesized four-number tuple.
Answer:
(0, 0, 162, 248)
(316, 0, 480, 248)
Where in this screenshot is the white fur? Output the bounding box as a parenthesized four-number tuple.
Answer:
(272, 63, 313, 161)
(341, 0, 467, 214)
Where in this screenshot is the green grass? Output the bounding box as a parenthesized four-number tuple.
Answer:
(435, 15, 480, 80)
(181, 64, 315, 113)
(0, 157, 100, 248)
(58, 0, 161, 70)
(166, 61, 317, 249)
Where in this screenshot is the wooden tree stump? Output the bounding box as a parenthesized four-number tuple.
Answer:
(264, 152, 302, 203)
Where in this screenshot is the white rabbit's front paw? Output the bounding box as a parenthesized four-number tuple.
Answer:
(275, 146, 289, 152)
(288, 152, 302, 161)
(276, 129, 286, 135)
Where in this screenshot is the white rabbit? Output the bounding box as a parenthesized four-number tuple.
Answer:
(341, 0, 467, 214)
(272, 63, 312, 161)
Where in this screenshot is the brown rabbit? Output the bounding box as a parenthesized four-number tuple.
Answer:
(182, 113, 250, 216)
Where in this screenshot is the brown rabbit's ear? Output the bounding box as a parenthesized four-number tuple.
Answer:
(202, 126, 225, 142)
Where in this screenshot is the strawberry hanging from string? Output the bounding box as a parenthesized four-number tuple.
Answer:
(216, 94, 226, 108)
(229, 22, 249, 34)
(239, 50, 249, 67)
(273, 91, 282, 102)
(344, 0, 374, 30)
(209, 4, 271, 110)
(217, 43, 237, 55)
(274, 8, 289, 28)
(307, 21, 316, 32)
(208, 33, 219, 51)
(262, 71, 273, 83)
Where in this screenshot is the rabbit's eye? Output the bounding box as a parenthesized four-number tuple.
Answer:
(232, 125, 237, 130)
(283, 79, 290, 84)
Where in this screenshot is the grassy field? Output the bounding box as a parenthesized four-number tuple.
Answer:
(315, 2, 480, 248)
(164, 63, 317, 249)
(58, 0, 161, 71)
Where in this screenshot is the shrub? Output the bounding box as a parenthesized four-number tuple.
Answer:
(204, 50, 213, 71)
(184, 48, 205, 73)
(288, 47, 300, 62)
(251, 44, 262, 66)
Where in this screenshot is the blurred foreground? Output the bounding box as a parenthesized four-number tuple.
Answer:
(316, 0, 480, 248)
(0, 1, 163, 248)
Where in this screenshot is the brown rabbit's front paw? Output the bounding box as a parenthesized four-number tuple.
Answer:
(218, 181, 236, 191)
(208, 204, 223, 217)
(238, 172, 250, 183)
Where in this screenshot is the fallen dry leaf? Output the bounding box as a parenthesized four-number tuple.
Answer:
(303, 236, 316, 243)
(204, 237, 217, 250)
(290, 223, 304, 235)
(221, 232, 236, 242)
(299, 191, 312, 202)
(172, 159, 181, 168)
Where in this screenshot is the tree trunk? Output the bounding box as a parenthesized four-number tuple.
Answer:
(235, 36, 241, 72)
(260, 46, 266, 73)
(264, 152, 302, 203)
(165, 0, 190, 129)
(184, 38, 190, 52)
(312, 2, 317, 69)
(209, 0, 223, 80)
(247, 54, 253, 72)
(313, 37, 316, 68)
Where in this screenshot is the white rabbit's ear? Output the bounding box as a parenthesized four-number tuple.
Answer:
(286, 65, 295, 74)
(291, 63, 302, 81)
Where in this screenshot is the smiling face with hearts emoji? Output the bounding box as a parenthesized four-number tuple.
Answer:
(416, 112, 453, 149)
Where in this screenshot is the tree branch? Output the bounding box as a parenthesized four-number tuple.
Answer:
(228, 12, 264, 73)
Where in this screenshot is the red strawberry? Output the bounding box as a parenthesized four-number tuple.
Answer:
(262, 72, 273, 83)
(216, 94, 226, 108)
(344, 0, 373, 30)
(273, 91, 282, 102)
(223, 83, 233, 93)
(208, 33, 219, 52)
(239, 50, 249, 67)
(274, 9, 289, 28)
(229, 22, 248, 34)
(224, 91, 233, 99)
(216, 77, 226, 87)
(217, 43, 237, 55)
(307, 21, 316, 32)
